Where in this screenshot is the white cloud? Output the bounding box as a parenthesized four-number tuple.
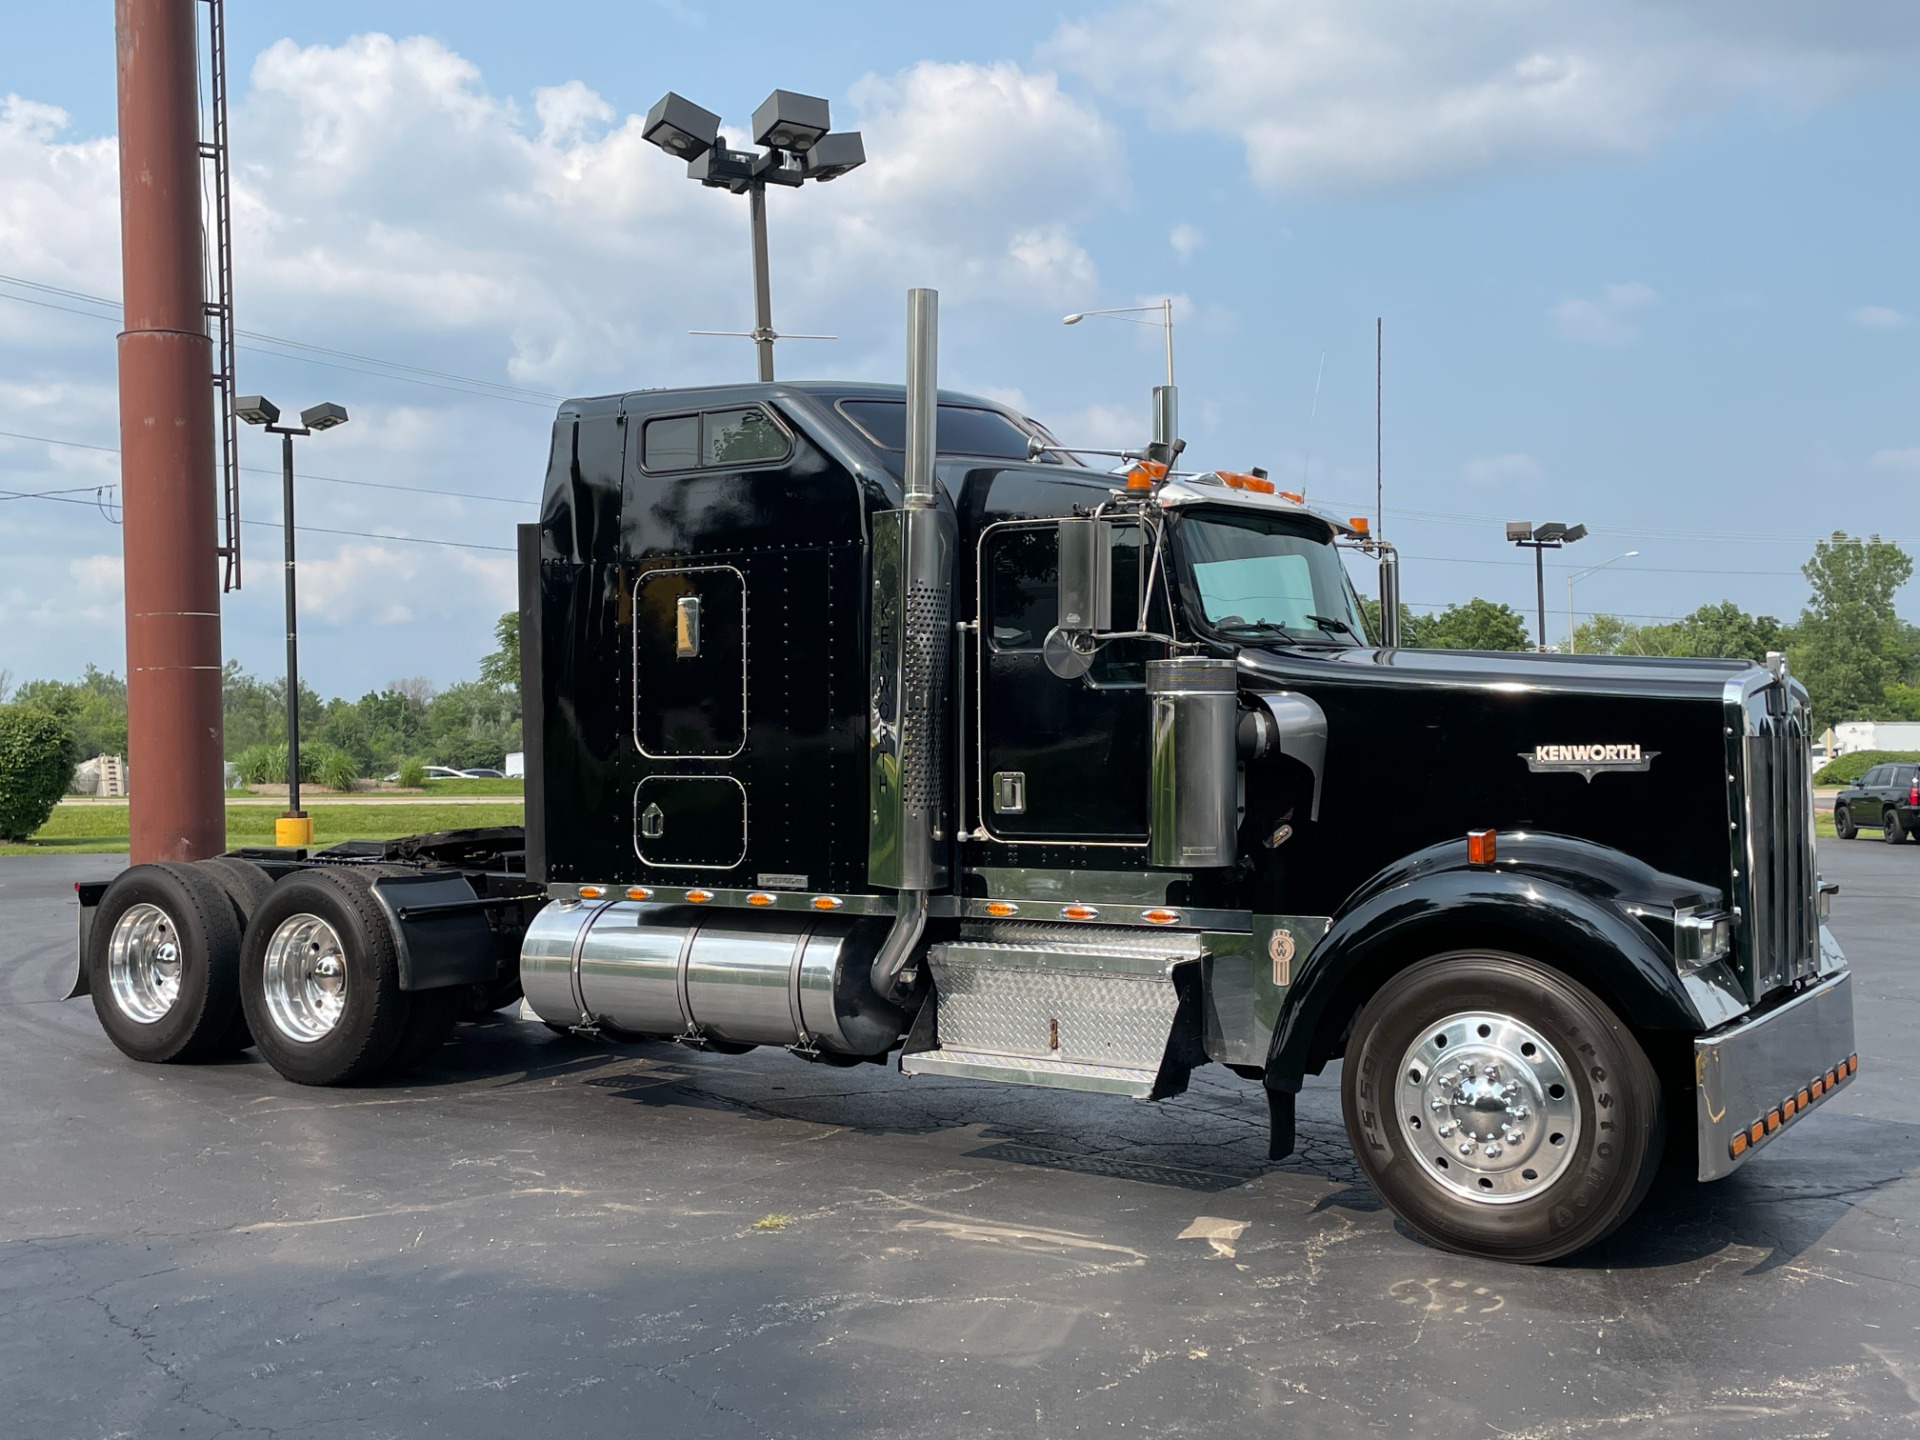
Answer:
(1870, 448, 1920, 472)
(1046, 1, 1920, 194)
(1170, 222, 1204, 261)
(1463, 452, 1543, 487)
(1551, 282, 1657, 347)
(1850, 305, 1909, 330)
(1049, 402, 1146, 452)
(0, 39, 1130, 688)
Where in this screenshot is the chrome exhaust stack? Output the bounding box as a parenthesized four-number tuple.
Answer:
(868, 288, 955, 1000)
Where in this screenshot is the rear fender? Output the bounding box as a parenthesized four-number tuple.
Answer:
(368, 873, 504, 991)
(1265, 847, 1702, 1093)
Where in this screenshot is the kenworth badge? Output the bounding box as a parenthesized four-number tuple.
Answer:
(1521, 744, 1659, 781)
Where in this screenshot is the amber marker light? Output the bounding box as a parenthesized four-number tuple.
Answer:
(1467, 829, 1497, 867)
(579, 885, 606, 899)
(811, 896, 843, 911)
(985, 901, 1018, 917)
(1143, 909, 1181, 926)
(686, 889, 713, 903)
(1062, 904, 1099, 921)
(626, 886, 653, 901)
(1730, 1132, 1748, 1158)
(1349, 516, 1370, 535)
(747, 892, 776, 907)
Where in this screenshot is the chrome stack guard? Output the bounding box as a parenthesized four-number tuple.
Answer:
(1696, 968, 1856, 1181)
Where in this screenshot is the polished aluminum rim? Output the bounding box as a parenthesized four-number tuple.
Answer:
(261, 912, 349, 1043)
(1394, 1010, 1581, 1205)
(106, 902, 183, 1024)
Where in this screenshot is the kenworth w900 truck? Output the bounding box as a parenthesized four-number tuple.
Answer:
(70, 290, 1856, 1263)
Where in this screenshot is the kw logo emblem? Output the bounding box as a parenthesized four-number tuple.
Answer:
(1520, 743, 1659, 782)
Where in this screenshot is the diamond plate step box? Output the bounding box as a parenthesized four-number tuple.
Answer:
(900, 925, 1204, 1098)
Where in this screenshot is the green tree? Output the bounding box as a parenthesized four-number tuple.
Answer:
(1787, 533, 1915, 727)
(222, 663, 323, 758)
(1571, 613, 1628, 655)
(478, 611, 520, 698)
(1357, 598, 1418, 647)
(1420, 598, 1531, 651)
(0, 704, 80, 840)
(1678, 601, 1785, 662)
(14, 666, 128, 758)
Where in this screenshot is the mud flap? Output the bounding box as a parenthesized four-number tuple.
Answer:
(66, 880, 111, 1000)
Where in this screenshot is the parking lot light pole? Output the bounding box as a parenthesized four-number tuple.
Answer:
(643, 89, 865, 381)
(1506, 520, 1587, 652)
(1566, 551, 1638, 652)
(236, 397, 349, 846)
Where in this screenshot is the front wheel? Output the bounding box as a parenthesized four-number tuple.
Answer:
(1341, 951, 1664, 1263)
(1834, 804, 1857, 840)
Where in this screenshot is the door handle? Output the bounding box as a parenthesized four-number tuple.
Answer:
(640, 802, 665, 839)
(675, 595, 701, 659)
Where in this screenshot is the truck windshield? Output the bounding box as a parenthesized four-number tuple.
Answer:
(1179, 510, 1369, 646)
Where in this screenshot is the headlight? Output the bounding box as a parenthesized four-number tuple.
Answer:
(1673, 908, 1733, 971)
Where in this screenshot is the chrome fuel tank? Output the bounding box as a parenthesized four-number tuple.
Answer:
(520, 901, 908, 1056)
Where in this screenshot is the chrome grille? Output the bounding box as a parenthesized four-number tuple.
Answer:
(1736, 671, 1819, 1000)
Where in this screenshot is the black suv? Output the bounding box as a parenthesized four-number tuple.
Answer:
(1834, 761, 1920, 843)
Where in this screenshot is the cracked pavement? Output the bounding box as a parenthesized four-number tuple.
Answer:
(2, 844, 1916, 1438)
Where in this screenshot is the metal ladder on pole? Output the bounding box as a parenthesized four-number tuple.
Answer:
(197, 0, 241, 592)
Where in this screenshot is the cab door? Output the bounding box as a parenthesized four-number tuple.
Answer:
(974, 520, 1158, 843)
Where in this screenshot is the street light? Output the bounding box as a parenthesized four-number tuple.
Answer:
(643, 87, 865, 381)
(1505, 520, 1587, 652)
(1566, 551, 1639, 652)
(236, 396, 350, 847)
(1064, 300, 1179, 462)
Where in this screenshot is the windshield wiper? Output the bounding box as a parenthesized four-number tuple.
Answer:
(1306, 613, 1357, 639)
(1213, 621, 1294, 637)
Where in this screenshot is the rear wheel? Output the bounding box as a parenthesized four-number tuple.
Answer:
(1834, 804, 1857, 840)
(1341, 950, 1664, 1263)
(197, 856, 277, 1055)
(87, 863, 245, 1064)
(240, 867, 413, 1086)
(1886, 809, 1910, 844)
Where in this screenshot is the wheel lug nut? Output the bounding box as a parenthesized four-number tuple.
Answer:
(1505, 1131, 1524, 1144)
(1459, 1142, 1475, 1156)
(1484, 1144, 1502, 1159)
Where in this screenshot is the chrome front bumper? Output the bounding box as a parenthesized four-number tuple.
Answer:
(1696, 968, 1856, 1181)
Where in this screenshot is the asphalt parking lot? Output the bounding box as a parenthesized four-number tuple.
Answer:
(3, 844, 1916, 1439)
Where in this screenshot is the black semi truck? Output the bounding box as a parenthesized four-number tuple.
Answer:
(70, 289, 1856, 1263)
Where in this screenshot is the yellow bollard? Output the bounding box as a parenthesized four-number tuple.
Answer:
(275, 812, 314, 847)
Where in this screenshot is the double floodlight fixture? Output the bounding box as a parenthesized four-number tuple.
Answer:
(235, 396, 349, 435)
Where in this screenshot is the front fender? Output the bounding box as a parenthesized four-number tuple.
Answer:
(1265, 852, 1703, 1091)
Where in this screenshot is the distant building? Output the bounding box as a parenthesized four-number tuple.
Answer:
(71, 754, 130, 797)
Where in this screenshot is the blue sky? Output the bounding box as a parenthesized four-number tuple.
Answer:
(2, 1, 1916, 695)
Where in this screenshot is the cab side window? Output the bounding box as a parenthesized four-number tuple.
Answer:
(642, 406, 791, 472)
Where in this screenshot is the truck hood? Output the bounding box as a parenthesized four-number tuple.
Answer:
(1236, 644, 1761, 702)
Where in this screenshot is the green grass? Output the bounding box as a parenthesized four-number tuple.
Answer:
(417, 778, 524, 796)
(1, 801, 524, 856)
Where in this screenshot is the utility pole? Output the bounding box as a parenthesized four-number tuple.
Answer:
(115, 0, 225, 862)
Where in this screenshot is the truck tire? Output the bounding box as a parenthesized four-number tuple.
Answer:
(87, 862, 246, 1064)
(1833, 804, 1856, 840)
(239, 866, 414, 1086)
(1341, 950, 1664, 1264)
(1885, 809, 1909, 844)
(197, 856, 277, 1055)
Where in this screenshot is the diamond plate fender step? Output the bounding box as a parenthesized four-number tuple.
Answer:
(899, 931, 1206, 1099)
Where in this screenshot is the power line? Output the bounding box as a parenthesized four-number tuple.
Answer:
(0, 485, 515, 553)
(0, 427, 534, 506)
(0, 274, 564, 408)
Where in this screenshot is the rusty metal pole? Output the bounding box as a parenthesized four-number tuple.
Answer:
(115, 0, 226, 862)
